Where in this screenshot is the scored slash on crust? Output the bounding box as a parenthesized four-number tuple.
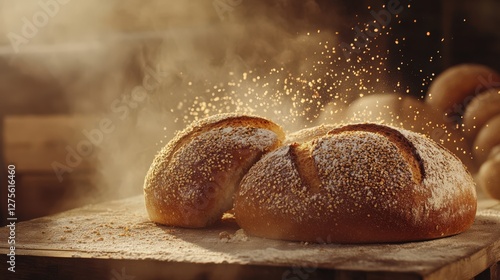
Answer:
(327, 123, 425, 184)
(145, 115, 476, 244)
(234, 122, 476, 243)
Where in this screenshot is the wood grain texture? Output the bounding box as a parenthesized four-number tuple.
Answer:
(0, 196, 499, 280)
(4, 115, 100, 172)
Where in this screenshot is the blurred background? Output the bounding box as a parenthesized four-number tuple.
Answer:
(0, 0, 499, 225)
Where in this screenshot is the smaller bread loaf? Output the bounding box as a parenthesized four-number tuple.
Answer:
(144, 113, 285, 228)
(473, 114, 500, 165)
(319, 101, 347, 125)
(234, 123, 477, 243)
(426, 64, 500, 114)
(488, 145, 500, 160)
(463, 89, 500, 143)
(477, 151, 500, 200)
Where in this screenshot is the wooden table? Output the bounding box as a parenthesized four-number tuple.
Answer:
(1, 196, 499, 280)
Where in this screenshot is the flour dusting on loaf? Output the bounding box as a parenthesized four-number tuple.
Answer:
(144, 113, 285, 228)
(234, 123, 477, 243)
(313, 132, 417, 217)
(401, 130, 476, 220)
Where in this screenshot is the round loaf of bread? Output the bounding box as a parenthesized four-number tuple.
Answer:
(144, 113, 285, 228)
(234, 123, 477, 243)
(463, 89, 500, 142)
(426, 63, 500, 114)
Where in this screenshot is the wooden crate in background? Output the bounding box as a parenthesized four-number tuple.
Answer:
(1, 115, 101, 225)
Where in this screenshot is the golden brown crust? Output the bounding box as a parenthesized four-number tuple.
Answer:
(234, 123, 477, 243)
(327, 123, 425, 184)
(344, 94, 476, 172)
(285, 124, 340, 144)
(144, 113, 285, 228)
(290, 143, 322, 192)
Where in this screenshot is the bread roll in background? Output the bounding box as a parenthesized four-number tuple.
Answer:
(488, 145, 500, 160)
(477, 153, 500, 200)
(234, 123, 477, 243)
(319, 101, 347, 126)
(426, 63, 500, 199)
(341, 94, 399, 124)
(341, 94, 475, 172)
(144, 113, 285, 228)
(426, 64, 500, 114)
(463, 89, 500, 142)
(473, 114, 500, 165)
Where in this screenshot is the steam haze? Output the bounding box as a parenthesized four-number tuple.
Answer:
(0, 0, 404, 203)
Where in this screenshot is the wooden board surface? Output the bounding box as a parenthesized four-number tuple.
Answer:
(1, 196, 499, 280)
